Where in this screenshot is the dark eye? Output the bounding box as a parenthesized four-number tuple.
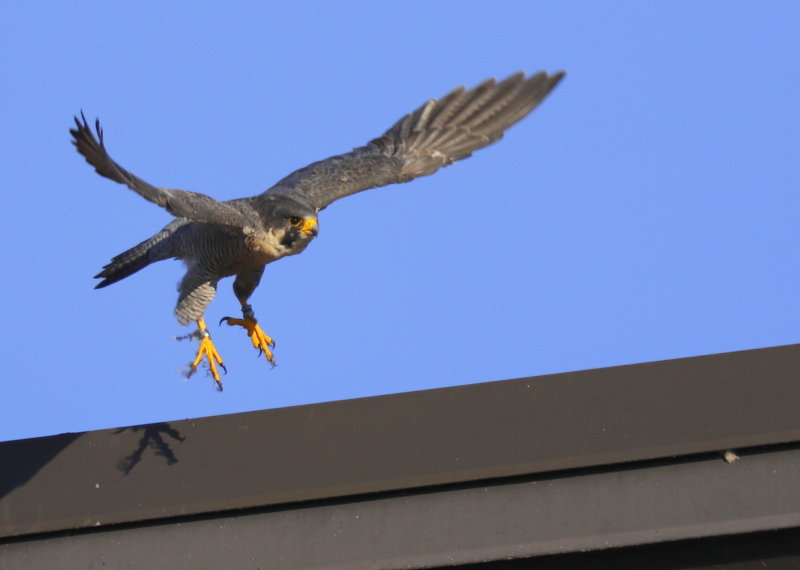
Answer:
(289, 217, 302, 226)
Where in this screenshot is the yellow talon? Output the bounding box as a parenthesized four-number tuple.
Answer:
(186, 318, 226, 389)
(223, 317, 276, 365)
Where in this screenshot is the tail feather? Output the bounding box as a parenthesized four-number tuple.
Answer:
(94, 228, 172, 289)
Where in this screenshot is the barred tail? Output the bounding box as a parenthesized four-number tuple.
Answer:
(94, 227, 173, 289)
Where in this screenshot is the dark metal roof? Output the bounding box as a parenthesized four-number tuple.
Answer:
(3, 445, 800, 569)
(2, 344, 800, 568)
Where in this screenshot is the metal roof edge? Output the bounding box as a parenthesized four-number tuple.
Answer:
(2, 343, 799, 538)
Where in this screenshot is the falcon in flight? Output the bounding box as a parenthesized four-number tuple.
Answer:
(71, 70, 565, 389)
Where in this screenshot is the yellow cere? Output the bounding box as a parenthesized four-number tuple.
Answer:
(301, 218, 319, 236)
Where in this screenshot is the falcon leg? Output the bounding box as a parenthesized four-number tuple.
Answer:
(183, 318, 226, 389)
(220, 304, 276, 366)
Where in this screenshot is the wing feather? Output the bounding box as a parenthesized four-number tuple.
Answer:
(266, 71, 564, 211)
(71, 113, 251, 227)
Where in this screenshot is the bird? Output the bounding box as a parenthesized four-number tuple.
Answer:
(71, 70, 565, 390)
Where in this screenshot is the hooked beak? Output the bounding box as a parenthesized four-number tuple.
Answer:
(301, 218, 319, 237)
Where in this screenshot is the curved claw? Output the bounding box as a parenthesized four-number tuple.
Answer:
(187, 331, 226, 389)
(223, 317, 276, 366)
(219, 316, 232, 326)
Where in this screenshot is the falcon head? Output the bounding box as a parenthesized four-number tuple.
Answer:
(262, 196, 319, 255)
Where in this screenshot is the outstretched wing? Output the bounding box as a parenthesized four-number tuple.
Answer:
(71, 113, 251, 227)
(265, 71, 565, 212)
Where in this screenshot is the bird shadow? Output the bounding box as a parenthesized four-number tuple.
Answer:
(114, 422, 186, 475)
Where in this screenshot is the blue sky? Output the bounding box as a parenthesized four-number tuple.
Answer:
(1, 2, 798, 442)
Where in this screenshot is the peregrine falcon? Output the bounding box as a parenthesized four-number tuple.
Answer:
(71, 71, 565, 389)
